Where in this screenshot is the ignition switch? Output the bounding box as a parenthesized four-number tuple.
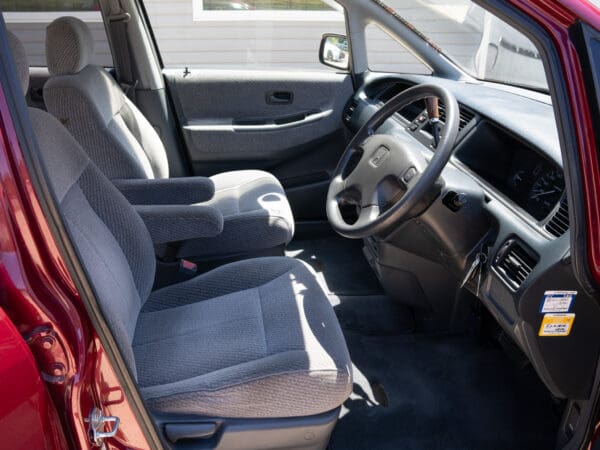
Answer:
(443, 191, 468, 212)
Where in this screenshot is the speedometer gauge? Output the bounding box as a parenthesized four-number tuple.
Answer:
(527, 169, 565, 220)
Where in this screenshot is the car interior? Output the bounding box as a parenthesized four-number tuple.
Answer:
(2, 0, 600, 449)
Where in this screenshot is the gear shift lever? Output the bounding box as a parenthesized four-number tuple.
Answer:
(425, 97, 440, 148)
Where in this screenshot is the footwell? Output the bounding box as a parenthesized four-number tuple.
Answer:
(330, 331, 560, 450)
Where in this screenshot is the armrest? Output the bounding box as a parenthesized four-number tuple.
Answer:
(135, 205, 223, 244)
(113, 177, 215, 205)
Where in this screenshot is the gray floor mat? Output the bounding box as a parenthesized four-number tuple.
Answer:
(289, 235, 558, 449)
(330, 331, 559, 450)
(330, 294, 415, 335)
(286, 236, 382, 295)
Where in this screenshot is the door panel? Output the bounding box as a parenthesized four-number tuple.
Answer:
(164, 68, 353, 221)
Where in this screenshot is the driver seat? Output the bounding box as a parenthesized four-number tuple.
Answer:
(8, 31, 351, 447)
(42, 16, 294, 259)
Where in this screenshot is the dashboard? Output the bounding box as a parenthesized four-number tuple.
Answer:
(342, 72, 600, 402)
(453, 120, 564, 222)
(345, 74, 567, 235)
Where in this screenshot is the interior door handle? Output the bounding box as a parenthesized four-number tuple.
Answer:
(266, 91, 293, 105)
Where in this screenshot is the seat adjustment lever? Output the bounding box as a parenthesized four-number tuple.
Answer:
(165, 422, 218, 443)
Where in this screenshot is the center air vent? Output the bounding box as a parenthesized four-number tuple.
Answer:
(344, 99, 359, 124)
(494, 239, 538, 290)
(438, 104, 475, 132)
(545, 197, 569, 238)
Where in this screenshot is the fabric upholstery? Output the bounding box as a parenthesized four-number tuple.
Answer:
(113, 177, 215, 205)
(28, 104, 350, 418)
(135, 204, 223, 244)
(13, 32, 351, 419)
(28, 107, 153, 374)
(7, 31, 29, 95)
(44, 64, 169, 180)
(177, 171, 294, 257)
(46, 16, 94, 76)
(136, 257, 352, 417)
(43, 18, 295, 257)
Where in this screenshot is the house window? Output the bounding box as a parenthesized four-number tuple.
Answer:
(200, 0, 335, 11)
(190, 0, 341, 21)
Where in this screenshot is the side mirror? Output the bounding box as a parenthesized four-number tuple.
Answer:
(320, 34, 350, 71)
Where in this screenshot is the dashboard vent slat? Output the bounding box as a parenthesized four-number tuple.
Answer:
(459, 109, 475, 130)
(494, 240, 538, 290)
(344, 99, 359, 125)
(545, 197, 569, 238)
(438, 104, 474, 132)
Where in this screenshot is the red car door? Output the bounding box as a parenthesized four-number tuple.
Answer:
(0, 307, 67, 450)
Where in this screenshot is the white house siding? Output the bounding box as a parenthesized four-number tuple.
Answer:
(3, 0, 485, 74)
(369, 0, 481, 72)
(5, 12, 113, 67)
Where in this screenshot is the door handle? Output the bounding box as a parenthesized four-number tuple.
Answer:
(266, 91, 293, 105)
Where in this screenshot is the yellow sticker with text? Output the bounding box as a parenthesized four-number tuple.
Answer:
(539, 313, 575, 337)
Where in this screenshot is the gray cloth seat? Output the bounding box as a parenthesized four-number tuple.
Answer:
(137, 257, 352, 417)
(9, 32, 351, 418)
(178, 170, 295, 257)
(43, 16, 294, 258)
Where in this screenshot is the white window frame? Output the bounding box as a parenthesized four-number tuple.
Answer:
(192, 0, 344, 22)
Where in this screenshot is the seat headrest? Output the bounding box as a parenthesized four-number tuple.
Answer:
(46, 16, 94, 76)
(7, 31, 29, 95)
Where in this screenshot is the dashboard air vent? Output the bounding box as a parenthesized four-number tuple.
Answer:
(344, 99, 359, 124)
(459, 108, 475, 131)
(545, 197, 569, 238)
(439, 104, 475, 132)
(494, 239, 538, 290)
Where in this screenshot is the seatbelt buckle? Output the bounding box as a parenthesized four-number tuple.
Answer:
(178, 259, 197, 275)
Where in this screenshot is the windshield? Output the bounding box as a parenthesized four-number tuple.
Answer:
(377, 0, 548, 91)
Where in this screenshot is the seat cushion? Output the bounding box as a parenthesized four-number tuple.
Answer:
(134, 257, 352, 418)
(175, 170, 295, 258)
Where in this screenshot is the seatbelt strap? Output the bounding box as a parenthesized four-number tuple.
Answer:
(107, 0, 137, 102)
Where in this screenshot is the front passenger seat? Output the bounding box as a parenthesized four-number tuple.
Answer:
(43, 16, 294, 259)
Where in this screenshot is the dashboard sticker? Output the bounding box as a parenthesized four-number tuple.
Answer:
(539, 313, 575, 337)
(540, 290, 577, 313)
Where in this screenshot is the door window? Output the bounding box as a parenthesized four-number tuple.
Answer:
(2, 0, 113, 67)
(144, 0, 346, 70)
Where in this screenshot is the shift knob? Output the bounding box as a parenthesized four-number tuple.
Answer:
(425, 97, 440, 121)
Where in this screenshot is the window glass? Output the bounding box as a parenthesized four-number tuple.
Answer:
(2, 0, 112, 67)
(144, 0, 346, 70)
(0, 0, 99, 11)
(373, 0, 547, 91)
(366, 24, 431, 74)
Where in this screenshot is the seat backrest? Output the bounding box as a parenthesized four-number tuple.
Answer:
(8, 31, 155, 377)
(44, 16, 169, 181)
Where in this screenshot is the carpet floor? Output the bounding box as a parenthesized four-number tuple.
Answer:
(330, 330, 559, 450)
(286, 235, 383, 296)
(288, 236, 559, 450)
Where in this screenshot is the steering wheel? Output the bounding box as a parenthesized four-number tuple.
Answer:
(327, 84, 460, 238)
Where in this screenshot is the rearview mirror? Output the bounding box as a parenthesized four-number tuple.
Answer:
(320, 34, 350, 71)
